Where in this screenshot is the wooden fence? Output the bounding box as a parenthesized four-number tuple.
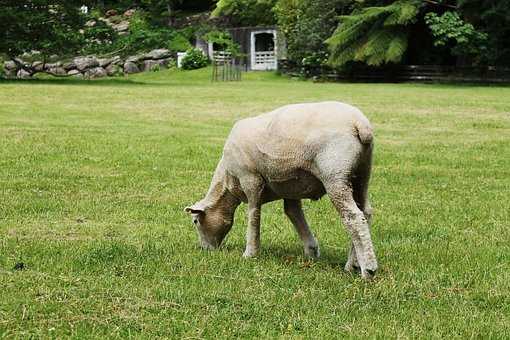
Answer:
(211, 51, 245, 82)
(278, 61, 510, 84)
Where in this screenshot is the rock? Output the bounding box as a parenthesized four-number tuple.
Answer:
(85, 19, 96, 27)
(98, 58, 113, 67)
(74, 56, 99, 71)
(110, 56, 122, 65)
(143, 60, 160, 72)
(48, 67, 67, 76)
(113, 21, 129, 33)
(126, 55, 142, 63)
(4, 60, 17, 70)
(13, 262, 25, 271)
(67, 69, 81, 76)
(84, 66, 107, 79)
(17, 69, 32, 79)
(63, 61, 77, 71)
(105, 64, 122, 76)
(123, 9, 136, 17)
(43, 62, 62, 71)
(68, 69, 83, 78)
(105, 9, 118, 17)
(21, 52, 32, 60)
(4, 68, 17, 79)
(143, 58, 173, 71)
(144, 49, 171, 60)
(123, 61, 140, 74)
(161, 57, 174, 67)
(32, 61, 44, 72)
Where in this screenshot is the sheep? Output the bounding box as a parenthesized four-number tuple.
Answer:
(185, 101, 377, 279)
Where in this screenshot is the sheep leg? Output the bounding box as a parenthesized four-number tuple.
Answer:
(346, 147, 374, 273)
(345, 203, 373, 272)
(284, 199, 320, 259)
(327, 183, 377, 279)
(241, 176, 264, 258)
(345, 242, 359, 272)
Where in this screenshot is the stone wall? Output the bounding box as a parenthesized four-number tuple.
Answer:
(2, 48, 175, 80)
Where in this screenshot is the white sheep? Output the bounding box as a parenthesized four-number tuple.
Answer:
(185, 101, 377, 279)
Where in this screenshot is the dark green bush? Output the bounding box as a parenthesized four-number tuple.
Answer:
(181, 48, 209, 70)
(168, 32, 192, 52)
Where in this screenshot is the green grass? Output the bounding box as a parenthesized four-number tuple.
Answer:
(1, 68, 509, 338)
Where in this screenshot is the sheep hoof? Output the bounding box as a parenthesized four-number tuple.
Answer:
(361, 268, 377, 280)
(344, 263, 360, 273)
(242, 248, 259, 258)
(304, 245, 320, 259)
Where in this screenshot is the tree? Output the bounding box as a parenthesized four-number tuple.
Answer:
(424, 11, 487, 64)
(139, 0, 184, 25)
(0, 1, 88, 63)
(457, 0, 510, 66)
(275, 0, 352, 68)
(212, 0, 277, 26)
(326, 0, 421, 67)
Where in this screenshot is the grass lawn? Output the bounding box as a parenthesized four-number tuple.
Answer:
(1, 68, 509, 338)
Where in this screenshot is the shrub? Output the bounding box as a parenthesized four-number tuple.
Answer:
(181, 48, 209, 70)
(81, 20, 118, 55)
(168, 32, 192, 52)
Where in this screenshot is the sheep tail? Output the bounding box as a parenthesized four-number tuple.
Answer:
(354, 120, 374, 145)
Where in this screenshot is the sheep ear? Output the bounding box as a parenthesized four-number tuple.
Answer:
(184, 201, 207, 214)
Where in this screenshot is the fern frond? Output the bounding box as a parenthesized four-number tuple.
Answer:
(385, 31, 408, 63)
(326, 0, 419, 67)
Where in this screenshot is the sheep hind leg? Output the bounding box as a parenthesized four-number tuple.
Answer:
(284, 199, 320, 259)
(346, 161, 373, 273)
(326, 182, 378, 279)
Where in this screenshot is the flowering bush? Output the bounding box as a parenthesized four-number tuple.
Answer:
(181, 48, 209, 70)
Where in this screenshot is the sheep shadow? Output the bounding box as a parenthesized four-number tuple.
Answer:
(230, 242, 349, 273)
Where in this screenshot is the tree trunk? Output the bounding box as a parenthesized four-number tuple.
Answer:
(167, 1, 173, 26)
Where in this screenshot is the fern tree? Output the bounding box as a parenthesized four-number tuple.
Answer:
(326, 0, 421, 67)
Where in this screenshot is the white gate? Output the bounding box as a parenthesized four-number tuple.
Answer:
(250, 30, 278, 71)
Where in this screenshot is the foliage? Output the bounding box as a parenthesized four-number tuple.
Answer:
(424, 11, 487, 62)
(0, 1, 88, 60)
(138, 0, 184, 25)
(274, 0, 352, 68)
(80, 20, 119, 56)
(79, 11, 195, 56)
(168, 32, 193, 52)
(326, 0, 421, 67)
(0, 57, 4, 79)
(212, 0, 278, 26)
(203, 30, 241, 56)
(457, 0, 510, 66)
(84, 12, 182, 57)
(181, 48, 209, 69)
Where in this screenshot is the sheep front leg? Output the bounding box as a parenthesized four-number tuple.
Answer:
(240, 175, 264, 258)
(243, 201, 261, 258)
(345, 242, 359, 272)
